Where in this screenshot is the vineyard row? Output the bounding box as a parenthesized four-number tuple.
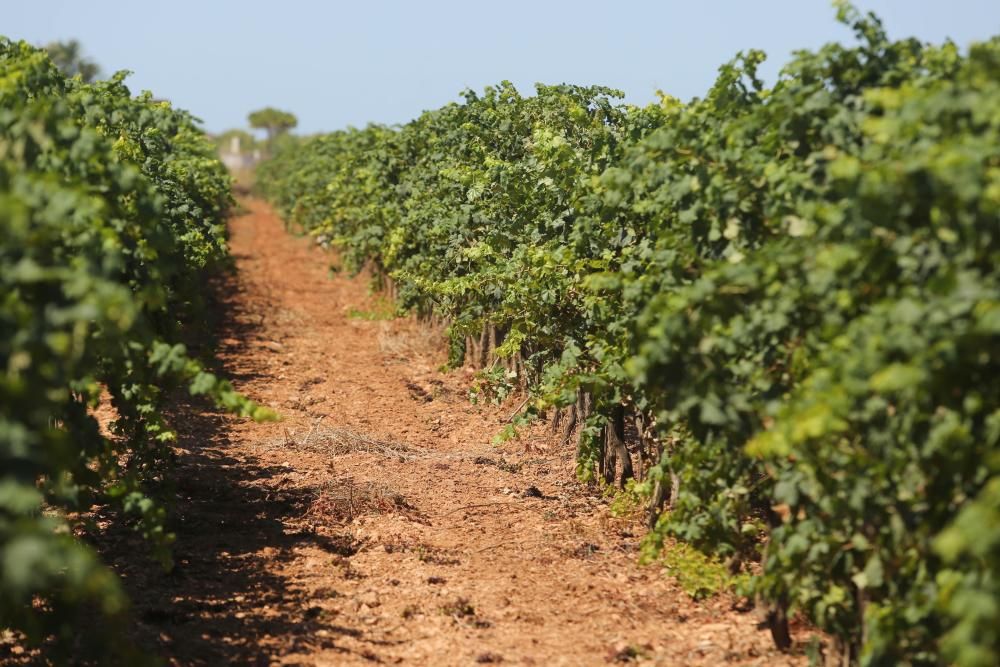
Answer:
(0, 39, 268, 659)
(257, 8, 1000, 666)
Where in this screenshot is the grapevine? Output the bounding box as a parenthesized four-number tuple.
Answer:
(257, 6, 1000, 664)
(0, 38, 272, 657)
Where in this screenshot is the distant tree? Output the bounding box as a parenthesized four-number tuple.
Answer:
(44, 39, 100, 82)
(248, 108, 298, 150)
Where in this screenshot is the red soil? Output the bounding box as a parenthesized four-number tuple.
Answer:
(80, 200, 816, 665)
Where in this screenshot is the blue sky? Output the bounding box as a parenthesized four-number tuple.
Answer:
(6, 1, 1000, 135)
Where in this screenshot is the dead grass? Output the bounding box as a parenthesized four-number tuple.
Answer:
(300, 426, 416, 458)
(304, 476, 410, 524)
(257, 423, 418, 458)
(376, 319, 446, 364)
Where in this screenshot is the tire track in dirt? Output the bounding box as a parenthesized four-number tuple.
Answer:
(113, 199, 810, 665)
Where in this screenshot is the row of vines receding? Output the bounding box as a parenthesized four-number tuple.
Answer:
(256, 5, 1000, 666)
(0, 39, 272, 660)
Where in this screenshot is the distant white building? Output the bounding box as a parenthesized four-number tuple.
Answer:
(219, 135, 261, 170)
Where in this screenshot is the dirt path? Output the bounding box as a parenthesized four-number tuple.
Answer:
(109, 199, 807, 666)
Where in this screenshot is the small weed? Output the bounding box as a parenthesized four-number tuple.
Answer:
(417, 547, 461, 566)
(472, 456, 521, 474)
(571, 542, 601, 559)
(497, 459, 522, 474)
(609, 478, 649, 518)
(607, 643, 651, 663)
(440, 597, 492, 629)
(347, 297, 396, 321)
(652, 540, 737, 600)
(468, 366, 516, 405)
(441, 597, 475, 618)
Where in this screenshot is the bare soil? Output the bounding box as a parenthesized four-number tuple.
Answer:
(93, 200, 814, 665)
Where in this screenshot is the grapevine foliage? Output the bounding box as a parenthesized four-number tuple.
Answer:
(257, 6, 999, 666)
(0, 39, 271, 655)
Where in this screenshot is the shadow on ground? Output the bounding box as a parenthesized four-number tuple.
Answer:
(86, 266, 373, 665)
